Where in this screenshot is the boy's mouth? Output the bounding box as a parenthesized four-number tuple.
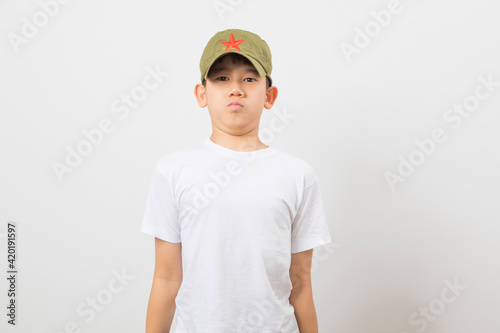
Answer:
(228, 102, 243, 110)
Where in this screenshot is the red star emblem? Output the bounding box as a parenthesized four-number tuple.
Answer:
(221, 33, 245, 51)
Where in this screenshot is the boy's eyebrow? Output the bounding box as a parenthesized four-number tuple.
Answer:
(209, 66, 259, 76)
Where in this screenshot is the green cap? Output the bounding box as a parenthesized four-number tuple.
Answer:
(199, 29, 273, 86)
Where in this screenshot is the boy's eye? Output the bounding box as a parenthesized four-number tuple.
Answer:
(214, 77, 256, 82)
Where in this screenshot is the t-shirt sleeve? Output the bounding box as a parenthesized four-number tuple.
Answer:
(139, 162, 181, 243)
(291, 174, 332, 254)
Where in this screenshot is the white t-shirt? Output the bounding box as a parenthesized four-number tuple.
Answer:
(140, 138, 332, 333)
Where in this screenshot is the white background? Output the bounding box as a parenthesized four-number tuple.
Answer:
(1, 0, 499, 332)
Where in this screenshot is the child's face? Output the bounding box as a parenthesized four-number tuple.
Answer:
(195, 55, 277, 136)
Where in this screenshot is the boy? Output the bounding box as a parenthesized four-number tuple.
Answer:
(140, 28, 332, 333)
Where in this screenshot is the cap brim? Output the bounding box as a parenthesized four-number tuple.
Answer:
(244, 54, 271, 86)
(202, 52, 271, 86)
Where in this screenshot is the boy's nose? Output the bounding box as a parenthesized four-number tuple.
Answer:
(228, 84, 244, 97)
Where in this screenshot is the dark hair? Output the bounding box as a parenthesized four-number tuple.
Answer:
(202, 53, 271, 90)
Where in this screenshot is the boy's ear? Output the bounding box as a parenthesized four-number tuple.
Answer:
(264, 86, 278, 109)
(194, 83, 207, 108)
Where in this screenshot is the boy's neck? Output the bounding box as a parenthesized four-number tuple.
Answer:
(209, 133, 269, 152)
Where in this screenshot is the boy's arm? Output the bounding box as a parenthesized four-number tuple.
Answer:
(145, 237, 183, 333)
(289, 249, 318, 333)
